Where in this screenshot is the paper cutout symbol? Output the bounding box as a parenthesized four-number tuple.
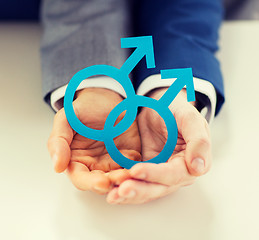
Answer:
(64, 36, 195, 169)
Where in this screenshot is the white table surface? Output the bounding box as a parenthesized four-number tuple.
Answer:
(0, 21, 259, 240)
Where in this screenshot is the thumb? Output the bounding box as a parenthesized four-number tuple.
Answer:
(48, 109, 74, 173)
(177, 109, 212, 176)
(185, 138, 212, 176)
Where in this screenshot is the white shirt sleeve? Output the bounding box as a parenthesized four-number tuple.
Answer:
(50, 74, 216, 123)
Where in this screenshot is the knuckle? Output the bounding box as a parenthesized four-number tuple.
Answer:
(197, 137, 211, 149)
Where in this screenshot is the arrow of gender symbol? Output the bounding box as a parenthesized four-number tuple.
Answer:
(64, 36, 195, 169)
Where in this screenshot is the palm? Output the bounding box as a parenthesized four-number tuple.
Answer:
(138, 108, 186, 162)
(71, 89, 141, 173)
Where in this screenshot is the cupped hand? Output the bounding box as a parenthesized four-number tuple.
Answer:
(48, 88, 141, 194)
(106, 88, 212, 204)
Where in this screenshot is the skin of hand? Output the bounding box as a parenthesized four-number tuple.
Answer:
(47, 88, 141, 194)
(106, 88, 212, 204)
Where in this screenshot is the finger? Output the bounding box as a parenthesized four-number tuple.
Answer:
(106, 179, 170, 205)
(48, 109, 74, 173)
(176, 108, 212, 176)
(104, 149, 141, 186)
(129, 157, 195, 186)
(104, 149, 141, 185)
(67, 161, 111, 194)
(106, 187, 120, 203)
(107, 169, 131, 186)
(71, 152, 121, 172)
(70, 149, 140, 172)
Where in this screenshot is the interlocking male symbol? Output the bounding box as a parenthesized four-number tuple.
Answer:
(64, 36, 195, 169)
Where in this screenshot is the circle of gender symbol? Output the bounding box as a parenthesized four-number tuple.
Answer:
(64, 36, 195, 169)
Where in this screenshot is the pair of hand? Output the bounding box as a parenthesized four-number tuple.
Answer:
(48, 87, 211, 204)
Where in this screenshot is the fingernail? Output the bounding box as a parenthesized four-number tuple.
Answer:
(126, 190, 136, 198)
(192, 158, 205, 174)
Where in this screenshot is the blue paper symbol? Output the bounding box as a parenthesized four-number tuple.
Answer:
(64, 36, 195, 169)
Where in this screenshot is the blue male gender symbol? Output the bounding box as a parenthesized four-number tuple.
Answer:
(64, 36, 195, 169)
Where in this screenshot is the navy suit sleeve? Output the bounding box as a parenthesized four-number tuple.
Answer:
(0, 0, 40, 21)
(133, 0, 225, 115)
